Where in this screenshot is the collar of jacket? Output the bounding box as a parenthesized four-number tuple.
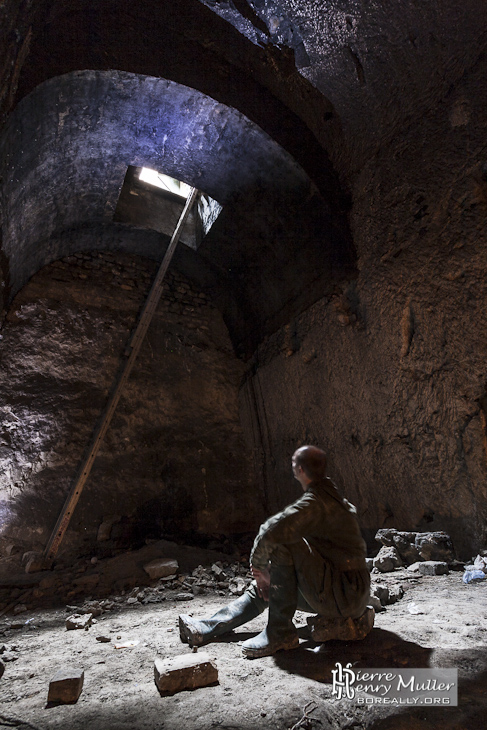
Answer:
(307, 477, 345, 506)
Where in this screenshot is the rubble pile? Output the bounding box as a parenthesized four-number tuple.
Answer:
(369, 581, 404, 612)
(372, 530, 455, 573)
(126, 561, 252, 606)
(0, 538, 248, 613)
(365, 529, 462, 611)
(41, 561, 253, 621)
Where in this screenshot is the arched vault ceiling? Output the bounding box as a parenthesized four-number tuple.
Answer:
(2, 0, 487, 175)
(0, 70, 354, 356)
(199, 0, 487, 160)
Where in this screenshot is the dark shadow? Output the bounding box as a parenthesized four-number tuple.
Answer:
(45, 699, 81, 709)
(215, 630, 257, 644)
(363, 648, 487, 730)
(273, 628, 433, 683)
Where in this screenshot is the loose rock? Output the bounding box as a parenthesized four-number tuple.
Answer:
(375, 529, 454, 565)
(66, 613, 93, 630)
(368, 595, 383, 612)
(417, 561, 449, 576)
(229, 577, 247, 595)
(154, 652, 218, 695)
(48, 667, 84, 704)
(375, 530, 420, 564)
(175, 593, 194, 601)
(373, 546, 403, 572)
(415, 533, 454, 562)
(143, 558, 179, 580)
(371, 584, 390, 605)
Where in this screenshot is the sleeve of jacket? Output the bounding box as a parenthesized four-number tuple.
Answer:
(250, 493, 323, 570)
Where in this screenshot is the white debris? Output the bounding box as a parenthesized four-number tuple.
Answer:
(408, 601, 425, 615)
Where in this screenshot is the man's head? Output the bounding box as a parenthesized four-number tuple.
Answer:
(292, 445, 327, 490)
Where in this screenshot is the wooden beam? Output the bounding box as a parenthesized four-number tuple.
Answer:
(43, 187, 200, 562)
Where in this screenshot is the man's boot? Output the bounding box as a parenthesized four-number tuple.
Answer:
(241, 564, 299, 659)
(179, 588, 267, 648)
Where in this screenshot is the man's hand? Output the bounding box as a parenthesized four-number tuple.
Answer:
(251, 565, 270, 601)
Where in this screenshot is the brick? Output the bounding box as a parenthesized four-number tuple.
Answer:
(154, 652, 218, 695)
(143, 558, 179, 580)
(417, 561, 449, 576)
(48, 667, 84, 704)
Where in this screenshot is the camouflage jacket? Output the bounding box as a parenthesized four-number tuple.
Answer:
(250, 477, 367, 572)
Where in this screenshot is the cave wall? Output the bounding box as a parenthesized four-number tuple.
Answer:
(0, 249, 261, 557)
(240, 58, 487, 559)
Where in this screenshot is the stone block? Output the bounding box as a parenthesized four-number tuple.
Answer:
(66, 613, 93, 630)
(48, 667, 84, 704)
(229, 577, 246, 595)
(307, 606, 375, 642)
(97, 522, 112, 542)
(406, 562, 422, 572)
(371, 583, 389, 605)
(373, 546, 402, 572)
(25, 556, 47, 573)
(154, 652, 218, 695)
(144, 558, 179, 580)
(97, 515, 121, 542)
(368, 595, 383, 612)
(375, 529, 454, 565)
(417, 561, 449, 576)
(387, 583, 405, 603)
(415, 532, 454, 563)
(375, 529, 416, 547)
(391, 534, 420, 564)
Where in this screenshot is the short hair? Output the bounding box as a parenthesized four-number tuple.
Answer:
(293, 445, 327, 479)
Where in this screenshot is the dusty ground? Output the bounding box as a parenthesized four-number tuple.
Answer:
(0, 569, 486, 730)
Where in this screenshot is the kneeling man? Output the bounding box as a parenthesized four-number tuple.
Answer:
(179, 445, 370, 658)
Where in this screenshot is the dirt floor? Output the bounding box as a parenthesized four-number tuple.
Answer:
(1, 568, 486, 730)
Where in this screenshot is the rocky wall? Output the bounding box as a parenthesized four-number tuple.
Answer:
(0, 250, 261, 558)
(240, 58, 487, 560)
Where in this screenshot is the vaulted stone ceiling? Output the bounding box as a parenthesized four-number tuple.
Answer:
(1, 1, 486, 356)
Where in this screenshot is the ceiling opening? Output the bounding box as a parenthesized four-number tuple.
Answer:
(139, 168, 192, 199)
(114, 165, 222, 251)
